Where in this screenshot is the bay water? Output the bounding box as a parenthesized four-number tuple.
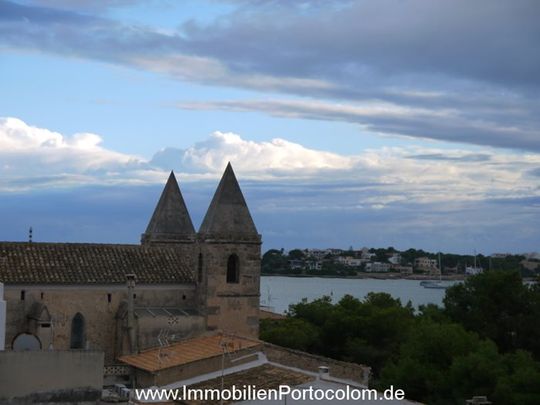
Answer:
(260, 276, 458, 314)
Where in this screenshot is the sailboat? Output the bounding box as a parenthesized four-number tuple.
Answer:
(465, 250, 483, 275)
(420, 253, 449, 289)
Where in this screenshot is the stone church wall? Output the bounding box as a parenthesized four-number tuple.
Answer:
(202, 241, 261, 338)
(4, 284, 198, 363)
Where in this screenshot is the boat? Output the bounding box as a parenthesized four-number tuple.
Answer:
(420, 280, 449, 289)
(420, 253, 449, 289)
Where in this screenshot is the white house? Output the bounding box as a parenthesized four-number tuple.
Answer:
(366, 262, 391, 272)
(465, 266, 483, 275)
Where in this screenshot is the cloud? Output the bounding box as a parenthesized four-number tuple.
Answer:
(0, 117, 161, 191)
(132, 55, 334, 94)
(182, 0, 540, 89)
(151, 131, 355, 176)
(1, 117, 539, 253)
(16, 0, 147, 13)
(3, 117, 540, 211)
(178, 99, 540, 152)
(2, 0, 540, 152)
(147, 129, 540, 209)
(407, 153, 492, 163)
(0, 1, 333, 94)
(2, 182, 538, 254)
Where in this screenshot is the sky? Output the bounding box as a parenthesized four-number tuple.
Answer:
(0, 0, 539, 254)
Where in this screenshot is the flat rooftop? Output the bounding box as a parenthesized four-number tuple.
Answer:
(179, 363, 313, 405)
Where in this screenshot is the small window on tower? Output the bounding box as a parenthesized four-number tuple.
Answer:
(226, 254, 239, 284)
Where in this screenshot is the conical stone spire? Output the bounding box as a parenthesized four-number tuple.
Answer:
(199, 163, 259, 240)
(141, 171, 195, 244)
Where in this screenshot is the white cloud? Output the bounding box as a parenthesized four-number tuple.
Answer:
(154, 131, 355, 175)
(2, 117, 539, 211)
(0, 117, 160, 191)
(149, 129, 540, 207)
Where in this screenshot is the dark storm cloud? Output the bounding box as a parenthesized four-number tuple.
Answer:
(407, 153, 492, 163)
(1, 0, 539, 151)
(4, 0, 540, 90)
(181, 0, 540, 88)
(0, 1, 178, 60)
(179, 99, 540, 152)
(364, 115, 540, 152)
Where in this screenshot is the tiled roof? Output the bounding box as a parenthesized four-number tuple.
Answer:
(0, 242, 194, 285)
(119, 334, 260, 372)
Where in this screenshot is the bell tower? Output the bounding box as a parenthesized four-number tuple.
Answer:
(141, 171, 197, 277)
(198, 163, 261, 338)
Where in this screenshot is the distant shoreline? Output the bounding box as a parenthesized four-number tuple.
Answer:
(262, 273, 538, 282)
(261, 272, 466, 281)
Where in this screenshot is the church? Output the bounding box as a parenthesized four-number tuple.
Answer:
(0, 163, 261, 365)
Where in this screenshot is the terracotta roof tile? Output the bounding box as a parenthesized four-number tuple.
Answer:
(0, 242, 194, 285)
(119, 334, 260, 372)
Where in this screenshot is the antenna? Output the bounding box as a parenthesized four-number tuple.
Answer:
(28, 227, 33, 243)
(157, 328, 171, 369)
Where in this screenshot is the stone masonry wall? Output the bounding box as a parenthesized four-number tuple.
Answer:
(262, 342, 371, 386)
(4, 284, 197, 363)
(202, 241, 261, 338)
(0, 350, 103, 403)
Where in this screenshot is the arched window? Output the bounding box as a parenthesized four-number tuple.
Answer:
(12, 333, 41, 351)
(70, 312, 86, 349)
(198, 253, 203, 283)
(227, 254, 239, 283)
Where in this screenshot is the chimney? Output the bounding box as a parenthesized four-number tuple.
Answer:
(318, 366, 329, 380)
(126, 274, 137, 354)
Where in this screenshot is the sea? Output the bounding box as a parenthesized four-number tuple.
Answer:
(260, 276, 460, 314)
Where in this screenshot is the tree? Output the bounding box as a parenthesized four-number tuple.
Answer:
(260, 318, 319, 351)
(270, 294, 414, 374)
(261, 249, 288, 273)
(377, 320, 485, 403)
(288, 249, 305, 260)
(444, 270, 540, 358)
(260, 273, 540, 403)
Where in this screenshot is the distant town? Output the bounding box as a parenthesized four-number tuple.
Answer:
(262, 247, 540, 278)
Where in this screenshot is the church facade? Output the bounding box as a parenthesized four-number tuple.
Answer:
(0, 164, 261, 364)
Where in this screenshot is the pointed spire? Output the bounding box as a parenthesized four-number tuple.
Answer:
(199, 163, 259, 240)
(141, 171, 195, 244)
